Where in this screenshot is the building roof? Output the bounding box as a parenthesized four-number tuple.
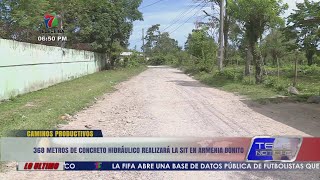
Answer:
(120, 52, 133, 56)
(120, 52, 144, 56)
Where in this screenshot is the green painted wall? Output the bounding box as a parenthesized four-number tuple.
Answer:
(0, 39, 107, 100)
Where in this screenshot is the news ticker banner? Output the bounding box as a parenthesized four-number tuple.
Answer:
(1, 135, 320, 162)
(16, 162, 320, 171)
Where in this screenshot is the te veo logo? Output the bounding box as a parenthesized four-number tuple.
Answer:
(247, 136, 302, 162)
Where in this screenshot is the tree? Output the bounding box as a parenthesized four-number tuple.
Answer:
(185, 28, 218, 72)
(285, 0, 320, 66)
(109, 41, 124, 68)
(262, 29, 289, 66)
(143, 24, 161, 55)
(0, 0, 143, 55)
(0, 0, 50, 42)
(229, 0, 288, 84)
(142, 24, 180, 56)
(196, 0, 231, 68)
(153, 32, 180, 55)
(72, 0, 142, 54)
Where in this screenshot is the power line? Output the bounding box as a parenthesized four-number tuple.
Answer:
(169, 2, 209, 35)
(139, 0, 166, 9)
(162, 1, 206, 33)
(130, 38, 143, 48)
(131, 1, 207, 48)
(161, 3, 198, 32)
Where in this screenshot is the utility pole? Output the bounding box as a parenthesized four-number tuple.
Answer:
(218, 0, 225, 72)
(142, 28, 146, 62)
(293, 50, 298, 87)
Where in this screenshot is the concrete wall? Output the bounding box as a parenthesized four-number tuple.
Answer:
(0, 39, 107, 100)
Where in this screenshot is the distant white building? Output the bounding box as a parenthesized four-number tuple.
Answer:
(120, 52, 133, 56)
(119, 52, 145, 62)
(120, 52, 144, 57)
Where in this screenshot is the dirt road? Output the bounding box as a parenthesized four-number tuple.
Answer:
(1, 66, 319, 180)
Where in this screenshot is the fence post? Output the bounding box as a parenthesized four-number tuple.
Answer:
(293, 50, 298, 87)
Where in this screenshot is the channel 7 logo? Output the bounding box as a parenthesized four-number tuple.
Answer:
(247, 137, 302, 162)
(95, 162, 102, 170)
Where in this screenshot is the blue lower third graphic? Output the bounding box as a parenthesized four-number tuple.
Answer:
(247, 137, 275, 161)
(247, 137, 302, 162)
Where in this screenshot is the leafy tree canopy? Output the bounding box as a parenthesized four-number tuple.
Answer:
(229, 0, 288, 83)
(285, 0, 320, 65)
(0, 0, 143, 53)
(143, 24, 180, 56)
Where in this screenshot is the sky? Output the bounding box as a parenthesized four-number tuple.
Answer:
(128, 0, 305, 50)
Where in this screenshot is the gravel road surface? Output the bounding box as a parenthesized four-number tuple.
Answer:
(1, 66, 319, 180)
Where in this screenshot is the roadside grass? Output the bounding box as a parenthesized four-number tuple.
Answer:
(194, 72, 279, 101)
(184, 65, 320, 103)
(0, 163, 4, 172)
(0, 66, 146, 137)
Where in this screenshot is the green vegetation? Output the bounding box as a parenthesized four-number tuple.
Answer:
(142, 24, 182, 66)
(143, 0, 319, 102)
(0, 66, 146, 137)
(229, 0, 288, 83)
(178, 49, 320, 102)
(0, 0, 143, 67)
(285, 0, 320, 65)
(190, 65, 320, 103)
(195, 72, 279, 101)
(0, 163, 4, 172)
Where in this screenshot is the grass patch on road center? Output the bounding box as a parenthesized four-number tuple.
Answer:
(0, 66, 146, 137)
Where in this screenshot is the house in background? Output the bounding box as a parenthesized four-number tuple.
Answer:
(120, 52, 147, 61)
(120, 52, 134, 57)
(120, 52, 144, 57)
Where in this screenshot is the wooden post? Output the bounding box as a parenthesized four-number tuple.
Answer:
(276, 56, 280, 83)
(293, 51, 298, 87)
(218, 0, 224, 72)
(142, 28, 146, 62)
